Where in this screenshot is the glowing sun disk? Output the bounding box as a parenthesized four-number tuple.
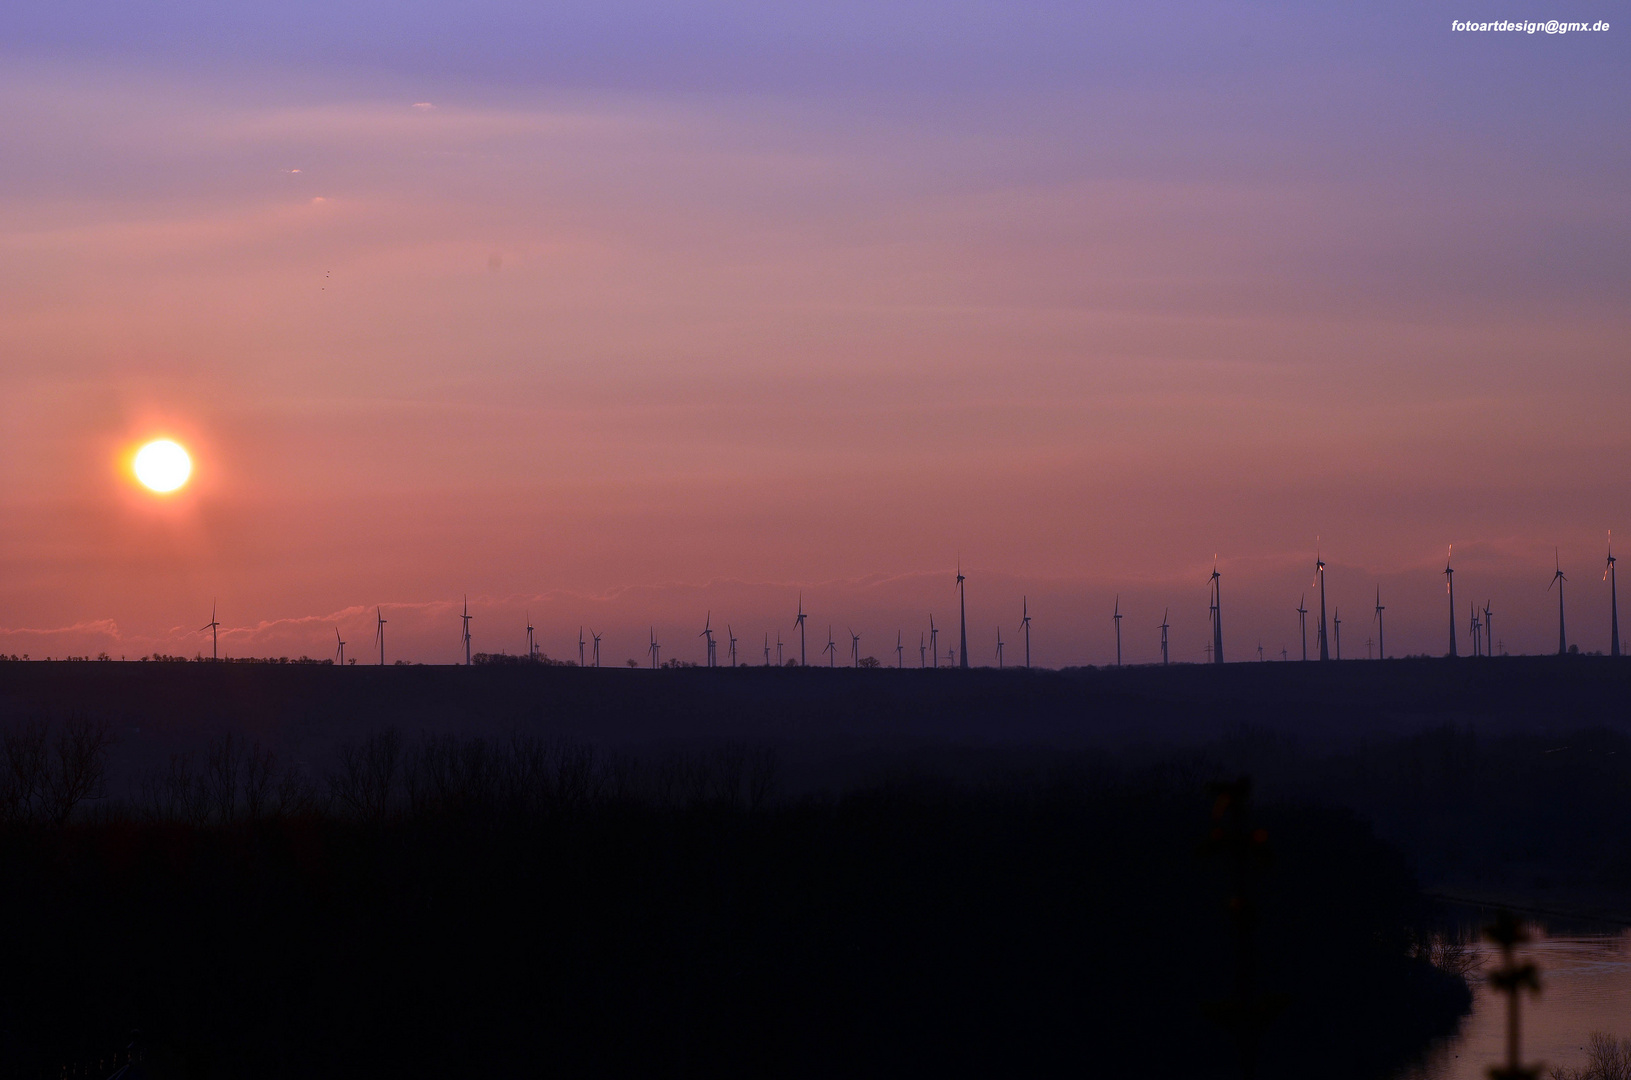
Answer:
(134, 440, 191, 492)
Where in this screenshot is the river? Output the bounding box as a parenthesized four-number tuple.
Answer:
(1397, 919, 1631, 1079)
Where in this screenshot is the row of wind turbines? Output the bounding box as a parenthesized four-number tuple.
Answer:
(198, 539, 1622, 668)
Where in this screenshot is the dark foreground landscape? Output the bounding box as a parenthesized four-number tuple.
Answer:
(0, 656, 1627, 1077)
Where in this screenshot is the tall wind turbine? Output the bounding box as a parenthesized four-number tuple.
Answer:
(823, 627, 837, 667)
(896, 631, 904, 669)
(849, 628, 861, 668)
(1607, 532, 1620, 658)
(764, 633, 771, 666)
(1373, 588, 1385, 660)
(699, 613, 716, 668)
(1020, 598, 1032, 669)
(1296, 594, 1308, 661)
(1113, 596, 1123, 667)
(528, 617, 538, 661)
(375, 607, 387, 666)
(1548, 549, 1568, 655)
(776, 633, 784, 667)
(649, 628, 660, 669)
(200, 601, 221, 661)
(956, 561, 969, 670)
(460, 596, 473, 666)
(929, 615, 939, 669)
(1333, 608, 1341, 661)
(1209, 558, 1224, 664)
(577, 626, 585, 667)
(334, 627, 345, 666)
(591, 630, 602, 668)
(727, 625, 738, 667)
(1445, 546, 1458, 658)
(1482, 603, 1492, 659)
(919, 632, 927, 668)
(794, 596, 808, 667)
(1470, 602, 1481, 657)
(1159, 608, 1170, 666)
(1315, 546, 1330, 662)
(995, 627, 1004, 669)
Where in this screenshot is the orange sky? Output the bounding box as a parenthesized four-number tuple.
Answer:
(1, 10, 1627, 664)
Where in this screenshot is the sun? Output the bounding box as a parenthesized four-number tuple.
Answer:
(133, 440, 192, 492)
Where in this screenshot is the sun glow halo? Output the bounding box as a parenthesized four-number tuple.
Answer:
(133, 440, 192, 493)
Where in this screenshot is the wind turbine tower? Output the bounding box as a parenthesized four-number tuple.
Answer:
(649, 628, 660, 669)
(700, 613, 716, 668)
(956, 561, 969, 669)
(1549, 549, 1568, 655)
(1333, 608, 1341, 660)
(1020, 598, 1032, 669)
(1483, 603, 1492, 659)
(1159, 608, 1170, 666)
(200, 602, 221, 661)
(1374, 588, 1385, 660)
(460, 597, 473, 666)
(1296, 595, 1308, 661)
(795, 596, 808, 667)
(1209, 559, 1224, 664)
(1607, 532, 1620, 658)
(896, 631, 904, 669)
(1315, 547, 1330, 662)
(727, 625, 737, 667)
(591, 630, 602, 668)
(824, 627, 836, 667)
(919, 632, 926, 668)
(1113, 596, 1123, 667)
(764, 633, 771, 666)
(995, 627, 1004, 669)
(1445, 546, 1458, 658)
(375, 607, 387, 666)
(849, 628, 860, 668)
(334, 627, 345, 666)
(929, 615, 939, 668)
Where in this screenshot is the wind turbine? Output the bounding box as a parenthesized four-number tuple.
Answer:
(577, 626, 584, 667)
(460, 597, 472, 666)
(1113, 596, 1123, 667)
(823, 627, 837, 667)
(776, 632, 784, 667)
(1483, 603, 1492, 659)
(1333, 608, 1341, 660)
(200, 601, 221, 661)
(591, 630, 602, 668)
(1470, 602, 1481, 657)
(649, 628, 660, 669)
(1607, 532, 1620, 658)
(1315, 545, 1330, 662)
(1548, 549, 1567, 655)
(1159, 608, 1170, 666)
(1257, 641, 1264, 662)
(849, 628, 861, 668)
(794, 596, 808, 667)
(334, 627, 345, 666)
(1209, 558, 1224, 664)
(956, 560, 969, 670)
(1020, 597, 1032, 669)
(996, 627, 1004, 669)
(919, 632, 926, 668)
(929, 615, 939, 668)
(375, 607, 387, 666)
(727, 625, 738, 667)
(699, 613, 716, 668)
(896, 631, 904, 669)
(1296, 595, 1308, 662)
(1445, 546, 1457, 658)
(1373, 588, 1385, 660)
(764, 633, 771, 666)
(527, 617, 537, 661)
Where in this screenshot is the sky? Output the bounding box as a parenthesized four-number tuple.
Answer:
(1, 2, 1627, 666)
